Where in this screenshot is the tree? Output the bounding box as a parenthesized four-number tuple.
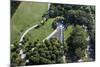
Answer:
(49, 4, 95, 27)
(66, 25, 88, 62)
(75, 47, 85, 58)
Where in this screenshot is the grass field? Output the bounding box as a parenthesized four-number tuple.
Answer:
(26, 18, 54, 42)
(11, 2, 48, 43)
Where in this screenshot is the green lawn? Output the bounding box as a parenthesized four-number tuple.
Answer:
(11, 2, 48, 43)
(64, 25, 73, 41)
(26, 18, 55, 42)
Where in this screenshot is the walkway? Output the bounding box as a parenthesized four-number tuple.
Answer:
(19, 24, 39, 45)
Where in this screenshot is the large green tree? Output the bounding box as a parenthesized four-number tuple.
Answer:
(66, 25, 88, 62)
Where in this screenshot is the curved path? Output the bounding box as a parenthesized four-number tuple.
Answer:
(19, 3, 51, 46)
(19, 24, 39, 45)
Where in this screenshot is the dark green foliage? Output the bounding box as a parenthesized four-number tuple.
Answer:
(75, 48, 85, 58)
(11, 38, 68, 65)
(49, 4, 95, 27)
(66, 25, 88, 62)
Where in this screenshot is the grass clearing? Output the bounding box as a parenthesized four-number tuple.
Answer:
(26, 18, 55, 42)
(11, 2, 48, 43)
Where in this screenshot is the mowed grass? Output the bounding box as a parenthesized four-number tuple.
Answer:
(11, 2, 48, 43)
(64, 25, 73, 41)
(26, 18, 55, 42)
